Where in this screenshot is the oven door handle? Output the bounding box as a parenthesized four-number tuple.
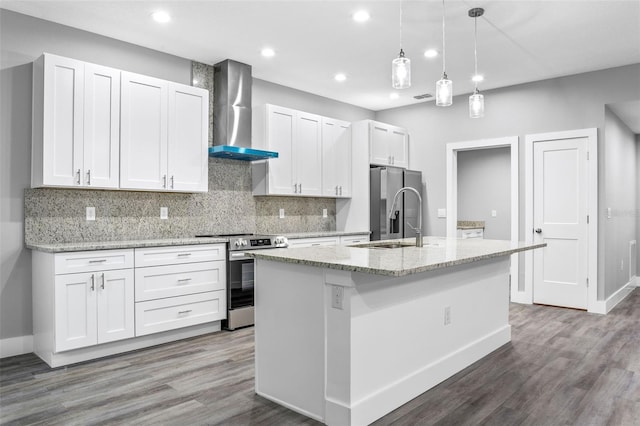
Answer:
(229, 252, 249, 260)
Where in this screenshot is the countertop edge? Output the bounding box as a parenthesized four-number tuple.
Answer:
(26, 237, 229, 253)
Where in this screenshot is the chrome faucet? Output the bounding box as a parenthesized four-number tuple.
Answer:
(388, 186, 423, 247)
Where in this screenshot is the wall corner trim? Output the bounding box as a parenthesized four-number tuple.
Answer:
(0, 335, 34, 359)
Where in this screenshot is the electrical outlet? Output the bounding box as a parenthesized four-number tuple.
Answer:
(160, 207, 168, 220)
(607, 207, 612, 219)
(323, 208, 328, 218)
(331, 285, 344, 310)
(444, 306, 451, 325)
(86, 207, 96, 221)
(279, 208, 285, 219)
(491, 210, 497, 217)
(621, 260, 624, 270)
(437, 208, 447, 218)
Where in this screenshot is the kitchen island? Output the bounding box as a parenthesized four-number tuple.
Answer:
(248, 237, 545, 425)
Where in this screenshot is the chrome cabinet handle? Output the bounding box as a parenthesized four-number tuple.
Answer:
(293, 183, 298, 194)
(299, 183, 302, 193)
(89, 259, 107, 264)
(163, 174, 167, 188)
(86, 169, 91, 186)
(178, 309, 192, 315)
(339, 186, 343, 196)
(90, 274, 95, 291)
(177, 253, 192, 257)
(177, 278, 192, 283)
(100, 273, 105, 290)
(76, 169, 81, 185)
(170, 175, 174, 189)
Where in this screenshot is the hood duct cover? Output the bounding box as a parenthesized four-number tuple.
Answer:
(209, 59, 278, 161)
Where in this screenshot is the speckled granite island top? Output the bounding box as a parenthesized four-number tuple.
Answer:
(26, 237, 228, 253)
(248, 236, 545, 277)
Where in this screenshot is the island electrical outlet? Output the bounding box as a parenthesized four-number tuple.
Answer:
(444, 306, 451, 325)
(332, 285, 344, 310)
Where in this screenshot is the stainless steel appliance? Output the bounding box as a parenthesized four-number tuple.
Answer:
(370, 166, 423, 241)
(197, 234, 287, 330)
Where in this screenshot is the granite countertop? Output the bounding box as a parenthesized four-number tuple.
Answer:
(26, 237, 228, 253)
(247, 236, 545, 277)
(457, 220, 485, 230)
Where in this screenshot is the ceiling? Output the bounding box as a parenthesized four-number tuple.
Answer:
(2, 1, 639, 112)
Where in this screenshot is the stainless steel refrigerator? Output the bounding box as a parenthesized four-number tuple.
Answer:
(370, 166, 422, 241)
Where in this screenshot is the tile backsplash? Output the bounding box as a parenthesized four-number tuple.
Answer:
(24, 158, 336, 245)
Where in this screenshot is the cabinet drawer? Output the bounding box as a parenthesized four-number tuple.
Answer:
(55, 249, 134, 274)
(340, 235, 370, 245)
(135, 244, 225, 267)
(135, 261, 226, 302)
(135, 290, 226, 336)
(288, 237, 339, 248)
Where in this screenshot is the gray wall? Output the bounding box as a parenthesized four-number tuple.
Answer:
(457, 148, 511, 240)
(375, 63, 640, 300)
(0, 9, 373, 343)
(602, 107, 638, 297)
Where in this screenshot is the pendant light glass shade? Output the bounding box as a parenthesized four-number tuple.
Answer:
(392, 49, 411, 89)
(469, 89, 484, 118)
(436, 73, 453, 106)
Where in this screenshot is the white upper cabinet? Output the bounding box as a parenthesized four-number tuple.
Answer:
(120, 72, 209, 192)
(32, 53, 120, 189)
(369, 121, 409, 168)
(322, 118, 352, 198)
(167, 83, 209, 192)
(253, 105, 322, 196)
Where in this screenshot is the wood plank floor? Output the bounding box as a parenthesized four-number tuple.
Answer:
(2, 289, 639, 425)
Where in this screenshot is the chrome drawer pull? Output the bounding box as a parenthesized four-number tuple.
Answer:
(100, 273, 105, 290)
(89, 259, 107, 263)
(177, 278, 192, 283)
(90, 274, 95, 291)
(177, 253, 192, 257)
(178, 310, 192, 315)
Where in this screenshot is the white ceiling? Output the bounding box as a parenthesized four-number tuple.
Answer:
(2, 0, 640, 112)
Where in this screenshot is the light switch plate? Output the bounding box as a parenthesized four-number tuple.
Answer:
(491, 210, 497, 217)
(279, 208, 285, 219)
(86, 207, 96, 221)
(160, 207, 168, 220)
(437, 208, 447, 218)
(322, 208, 328, 218)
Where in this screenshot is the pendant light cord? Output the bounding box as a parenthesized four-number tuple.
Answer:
(399, 1, 403, 52)
(474, 14, 478, 89)
(441, 0, 446, 76)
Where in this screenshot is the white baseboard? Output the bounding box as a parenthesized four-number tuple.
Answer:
(590, 280, 636, 315)
(510, 291, 532, 305)
(0, 335, 34, 359)
(634, 276, 639, 287)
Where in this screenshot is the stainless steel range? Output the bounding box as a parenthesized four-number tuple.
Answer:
(198, 234, 287, 330)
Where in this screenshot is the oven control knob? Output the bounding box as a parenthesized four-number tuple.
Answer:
(234, 240, 242, 247)
(241, 239, 248, 247)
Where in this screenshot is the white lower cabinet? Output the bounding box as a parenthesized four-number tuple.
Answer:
(339, 234, 370, 245)
(133, 244, 226, 336)
(32, 243, 226, 367)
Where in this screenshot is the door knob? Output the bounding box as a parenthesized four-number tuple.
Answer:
(535, 228, 542, 234)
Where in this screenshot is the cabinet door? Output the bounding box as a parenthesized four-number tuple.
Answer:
(42, 54, 84, 187)
(266, 105, 295, 195)
(370, 122, 391, 166)
(55, 272, 98, 352)
(167, 83, 209, 192)
(97, 269, 134, 344)
(120, 72, 168, 190)
(322, 118, 351, 197)
(83, 63, 120, 188)
(295, 112, 322, 196)
(389, 127, 408, 169)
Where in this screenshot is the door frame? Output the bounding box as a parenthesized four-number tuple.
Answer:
(446, 136, 520, 301)
(524, 128, 599, 312)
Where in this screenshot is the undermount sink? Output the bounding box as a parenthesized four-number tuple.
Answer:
(350, 242, 417, 249)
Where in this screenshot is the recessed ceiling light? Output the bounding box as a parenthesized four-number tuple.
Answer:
(390, 93, 400, 99)
(261, 48, 275, 58)
(353, 10, 370, 22)
(472, 74, 484, 82)
(151, 11, 171, 23)
(424, 49, 438, 58)
(334, 73, 347, 82)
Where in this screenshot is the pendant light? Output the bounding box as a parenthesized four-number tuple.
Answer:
(392, 1, 411, 89)
(468, 7, 485, 118)
(436, 0, 452, 106)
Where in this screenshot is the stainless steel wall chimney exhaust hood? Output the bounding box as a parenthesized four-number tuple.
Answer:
(209, 59, 278, 161)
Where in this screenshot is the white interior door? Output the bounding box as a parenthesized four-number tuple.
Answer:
(533, 138, 588, 309)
